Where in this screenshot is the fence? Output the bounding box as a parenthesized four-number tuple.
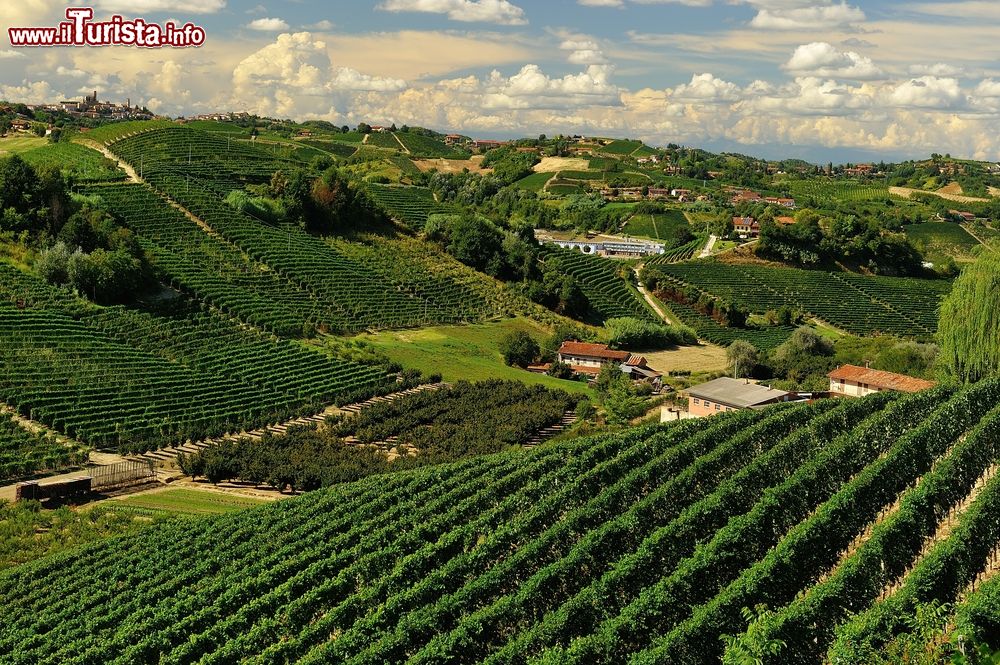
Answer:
(88, 460, 155, 490)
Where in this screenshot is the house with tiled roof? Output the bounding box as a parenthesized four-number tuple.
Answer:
(686, 377, 792, 417)
(827, 365, 936, 397)
(556, 341, 662, 388)
(733, 216, 760, 238)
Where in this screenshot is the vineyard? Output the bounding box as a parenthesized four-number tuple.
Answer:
(0, 411, 86, 482)
(647, 260, 951, 338)
(646, 237, 706, 264)
(395, 132, 469, 159)
(601, 139, 645, 155)
(0, 263, 394, 450)
(538, 246, 658, 324)
(4, 386, 1000, 661)
(658, 298, 795, 350)
(21, 142, 125, 183)
(366, 184, 452, 229)
(780, 179, 893, 203)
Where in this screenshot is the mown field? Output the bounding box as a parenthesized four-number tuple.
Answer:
(4, 385, 1000, 662)
(103, 488, 270, 517)
(623, 210, 689, 240)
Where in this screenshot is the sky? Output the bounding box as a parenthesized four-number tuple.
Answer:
(3, 1, 1000, 162)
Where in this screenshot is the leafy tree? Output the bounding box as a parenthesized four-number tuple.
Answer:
(499, 329, 540, 368)
(938, 252, 1000, 383)
(727, 340, 759, 378)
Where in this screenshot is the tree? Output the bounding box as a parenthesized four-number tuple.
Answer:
(938, 252, 1000, 383)
(727, 340, 759, 378)
(499, 330, 539, 368)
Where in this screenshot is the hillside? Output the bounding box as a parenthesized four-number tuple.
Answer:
(4, 385, 1000, 662)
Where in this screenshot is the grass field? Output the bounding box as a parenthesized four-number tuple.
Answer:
(0, 135, 47, 154)
(514, 172, 554, 191)
(356, 319, 594, 397)
(104, 488, 270, 516)
(547, 183, 585, 196)
(623, 210, 689, 240)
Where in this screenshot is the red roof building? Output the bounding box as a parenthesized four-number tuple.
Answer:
(828, 365, 936, 397)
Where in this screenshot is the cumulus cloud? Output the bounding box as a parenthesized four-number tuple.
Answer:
(783, 42, 883, 80)
(746, 1, 865, 30)
(91, 0, 226, 12)
(888, 76, 965, 109)
(481, 64, 620, 110)
(909, 63, 964, 77)
(247, 18, 290, 31)
(671, 73, 741, 102)
(560, 38, 608, 65)
(377, 0, 527, 25)
(231, 32, 407, 117)
(0, 50, 26, 59)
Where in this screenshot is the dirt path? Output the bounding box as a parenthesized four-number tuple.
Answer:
(633, 266, 674, 325)
(698, 234, 718, 258)
(889, 186, 990, 204)
(76, 138, 139, 183)
(392, 133, 410, 154)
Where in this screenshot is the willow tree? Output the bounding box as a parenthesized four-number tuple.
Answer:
(938, 251, 1000, 383)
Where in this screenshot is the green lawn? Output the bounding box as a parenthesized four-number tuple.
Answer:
(104, 488, 269, 516)
(0, 135, 47, 155)
(623, 210, 689, 240)
(356, 319, 594, 397)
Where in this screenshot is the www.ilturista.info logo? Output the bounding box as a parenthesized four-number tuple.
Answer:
(8, 8, 206, 48)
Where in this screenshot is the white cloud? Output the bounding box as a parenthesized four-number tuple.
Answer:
(905, 1, 1000, 19)
(481, 64, 620, 110)
(671, 73, 741, 102)
(747, 1, 866, 30)
(559, 38, 608, 65)
(247, 18, 290, 31)
(306, 20, 335, 31)
(909, 63, 964, 77)
(377, 0, 527, 25)
(55, 66, 88, 78)
(889, 76, 965, 109)
(783, 42, 883, 80)
(0, 50, 26, 59)
(91, 0, 226, 12)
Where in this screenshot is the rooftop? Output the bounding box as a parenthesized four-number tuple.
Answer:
(687, 377, 790, 408)
(558, 341, 630, 362)
(827, 365, 936, 393)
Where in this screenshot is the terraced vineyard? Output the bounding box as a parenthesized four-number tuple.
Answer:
(538, 246, 658, 324)
(0, 264, 394, 450)
(649, 261, 951, 338)
(21, 142, 125, 183)
(647, 237, 705, 264)
(0, 411, 86, 482)
(86, 182, 350, 336)
(366, 184, 452, 229)
(5, 385, 1000, 661)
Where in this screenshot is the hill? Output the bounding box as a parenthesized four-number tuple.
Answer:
(4, 385, 1000, 661)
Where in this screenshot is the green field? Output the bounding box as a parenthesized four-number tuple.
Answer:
(602, 139, 644, 155)
(513, 171, 554, 191)
(104, 488, 270, 516)
(558, 170, 605, 180)
(8, 384, 1000, 661)
(623, 209, 689, 240)
(0, 135, 47, 154)
(547, 183, 585, 196)
(356, 319, 594, 397)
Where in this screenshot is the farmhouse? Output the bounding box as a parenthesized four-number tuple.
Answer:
(949, 210, 976, 222)
(733, 216, 760, 238)
(443, 134, 464, 145)
(764, 196, 797, 209)
(844, 163, 874, 177)
(647, 188, 671, 199)
(473, 139, 506, 151)
(775, 216, 796, 226)
(557, 342, 662, 388)
(828, 365, 936, 397)
(686, 377, 792, 417)
(731, 190, 762, 204)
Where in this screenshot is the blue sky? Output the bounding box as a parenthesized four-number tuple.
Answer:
(4, 1, 1000, 162)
